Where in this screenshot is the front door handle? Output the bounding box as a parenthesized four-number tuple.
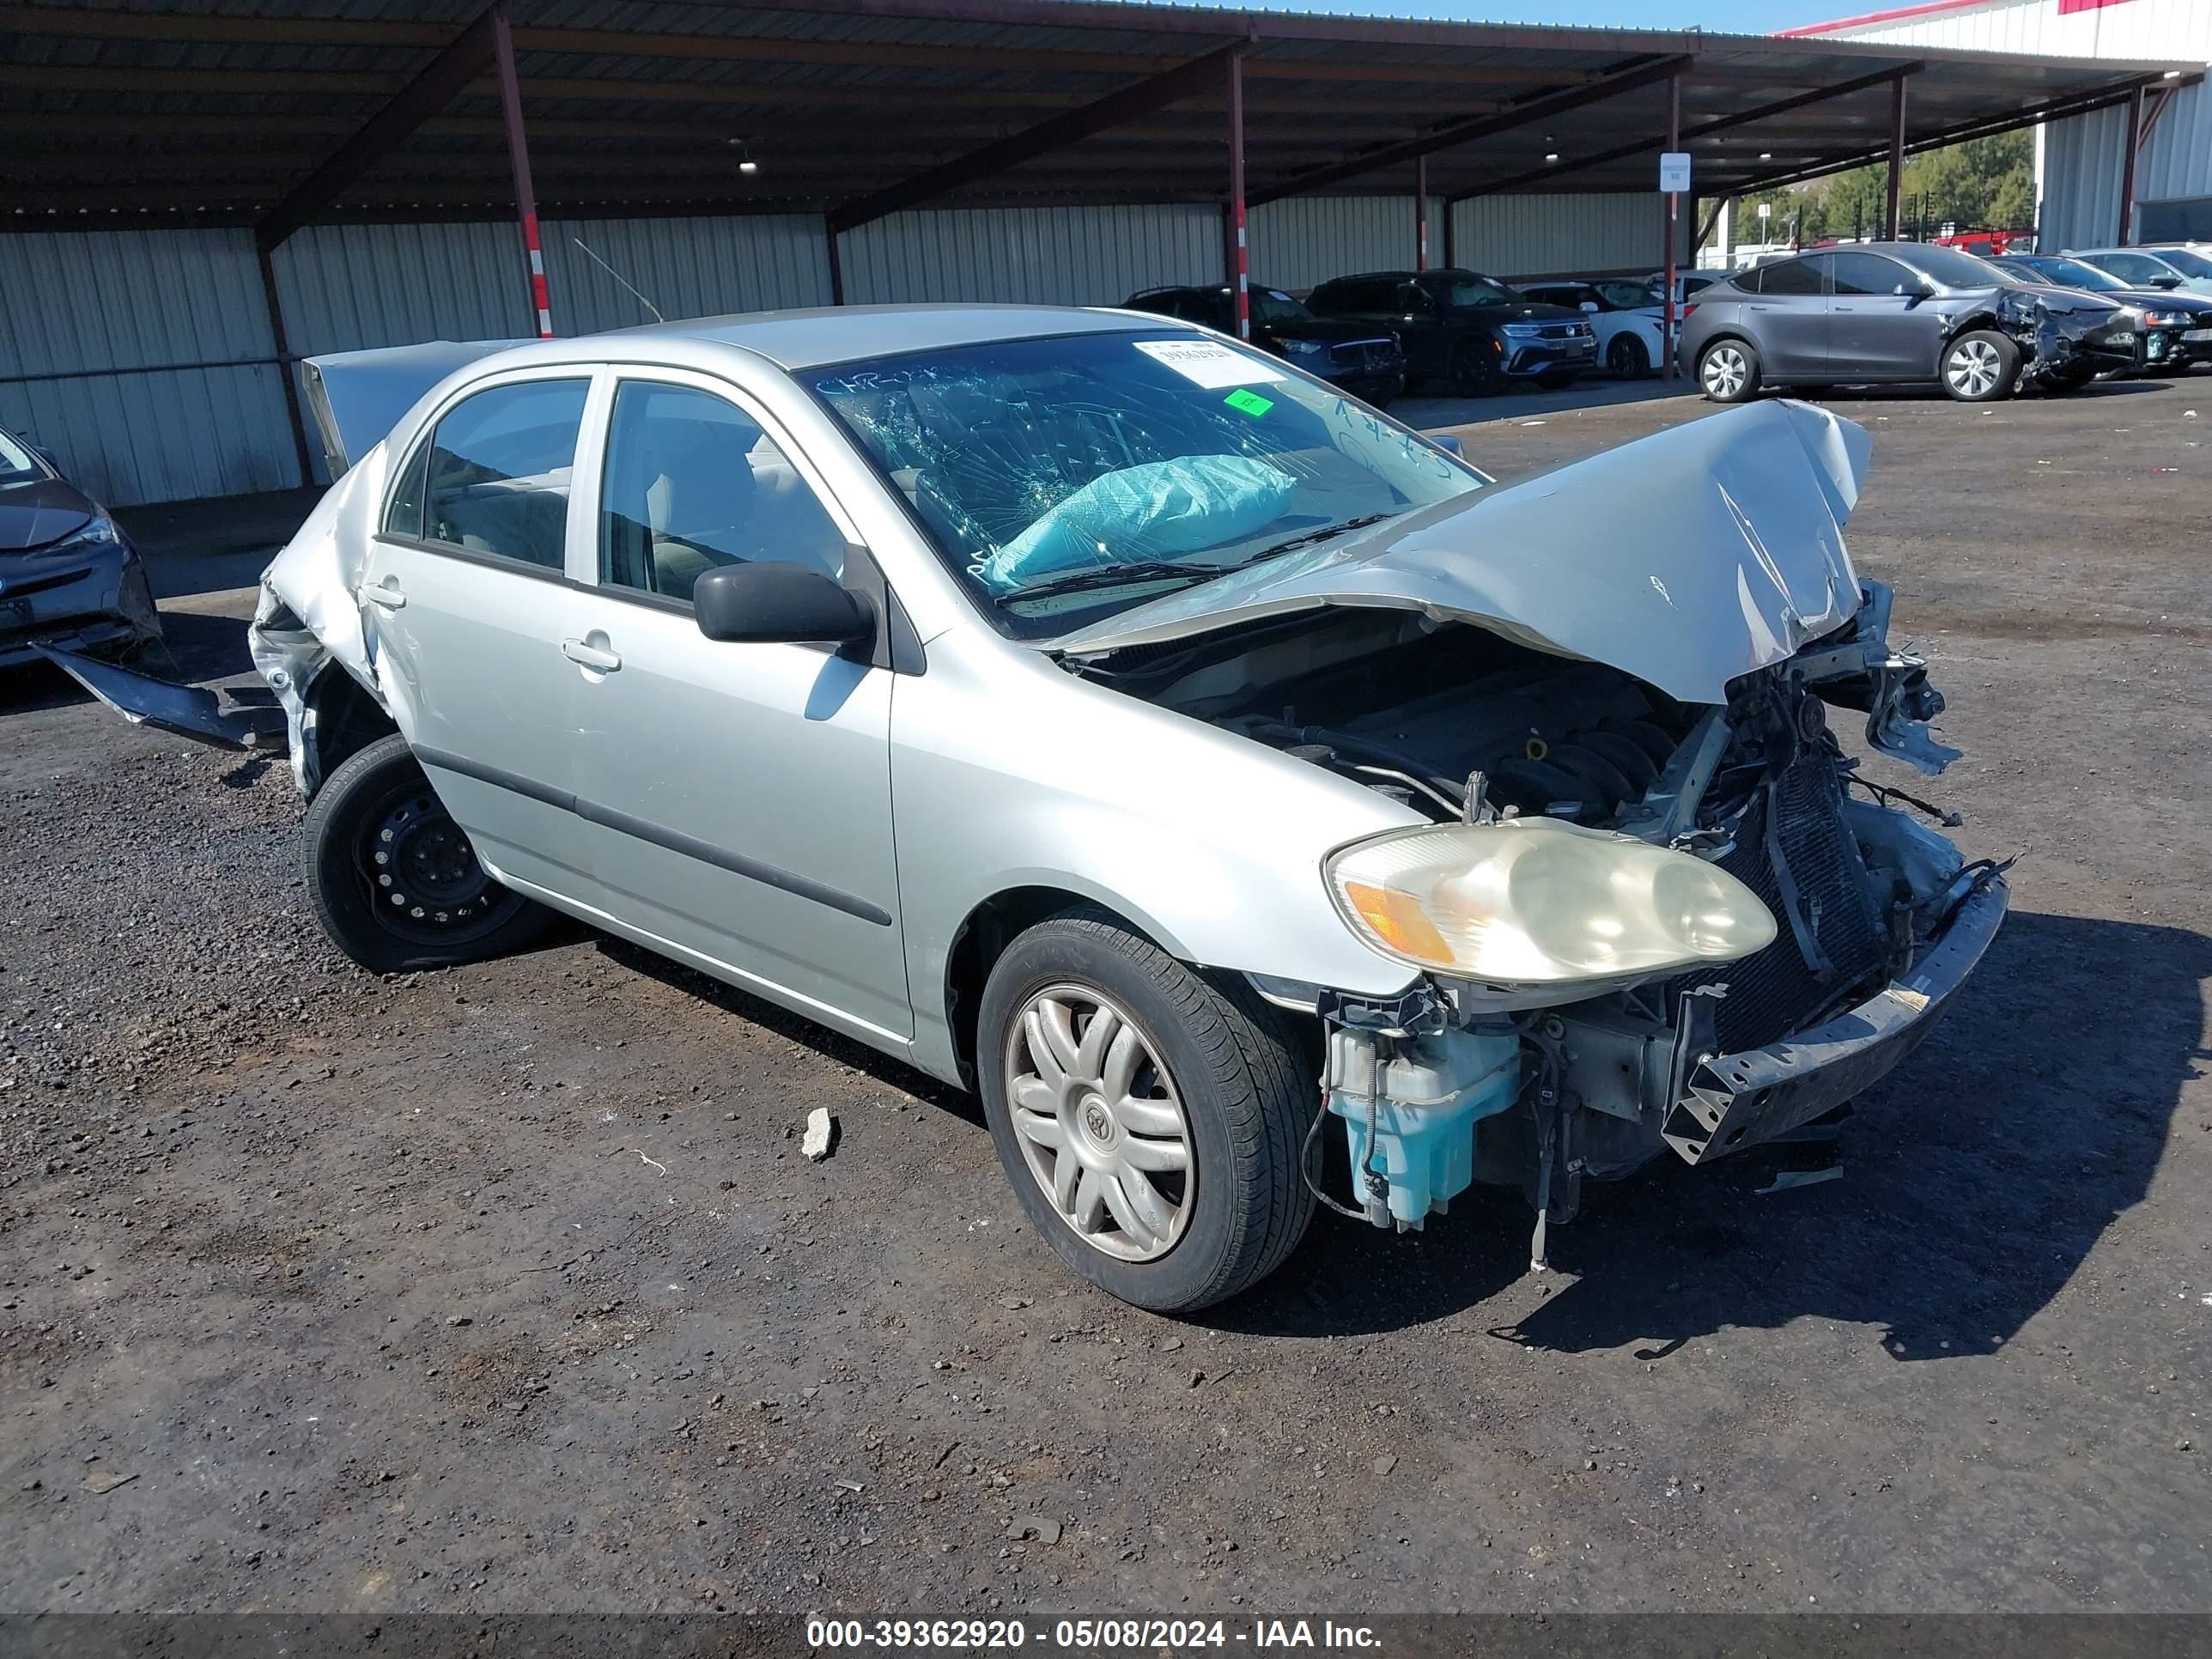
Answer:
(562, 638, 621, 672)
(362, 580, 406, 610)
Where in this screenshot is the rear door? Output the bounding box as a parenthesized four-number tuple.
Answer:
(1745, 256, 1831, 379)
(1827, 251, 1942, 380)
(363, 370, 600, 908)
(563, 368, 911, 1045)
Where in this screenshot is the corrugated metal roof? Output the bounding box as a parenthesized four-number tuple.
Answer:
(2, 0, 2197, 231)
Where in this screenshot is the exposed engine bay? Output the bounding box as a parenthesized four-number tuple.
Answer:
(1079, 583, 2008, 1262)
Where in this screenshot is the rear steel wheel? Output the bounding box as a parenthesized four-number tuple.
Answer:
(304, 732, 550, 974)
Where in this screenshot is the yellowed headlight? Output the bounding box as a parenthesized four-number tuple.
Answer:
(1325, 818, 1777, 986)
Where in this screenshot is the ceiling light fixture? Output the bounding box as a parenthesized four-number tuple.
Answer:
(1545, 152, 1560, 163)
(1759, 151, 1772, 161)
(729, 137, 761, 175)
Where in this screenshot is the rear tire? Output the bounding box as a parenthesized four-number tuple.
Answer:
(304, 732, 550, 974)
(1697, 337, 1761, 403)
(1941, 329, 2021, 402)
(977, 908, 1315, 1312)
(1607, 333, 1651, 380)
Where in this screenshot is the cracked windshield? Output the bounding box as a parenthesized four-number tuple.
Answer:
(809, 330, 1484, 638)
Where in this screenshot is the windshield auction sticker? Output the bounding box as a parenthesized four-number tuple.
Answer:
(1133, 338, 1288, 387)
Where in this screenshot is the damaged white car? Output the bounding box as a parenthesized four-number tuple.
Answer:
(52, 306, 2007, 1311)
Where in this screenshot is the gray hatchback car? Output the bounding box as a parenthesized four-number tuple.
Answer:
(1679, 241, 2138, 404)
(52, 304, 2007, 1313)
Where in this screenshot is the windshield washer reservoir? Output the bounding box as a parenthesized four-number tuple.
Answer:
(1326, 1026, 1521, 1230)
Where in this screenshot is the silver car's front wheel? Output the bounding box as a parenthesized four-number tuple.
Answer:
(975, 909, 1315, 1311)
(1004, 986, 1193, 1262)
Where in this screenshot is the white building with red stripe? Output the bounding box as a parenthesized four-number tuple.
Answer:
(1785, 0, 2210, 248)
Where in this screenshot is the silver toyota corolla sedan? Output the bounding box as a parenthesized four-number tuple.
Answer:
(53, 304, 2008, 1311)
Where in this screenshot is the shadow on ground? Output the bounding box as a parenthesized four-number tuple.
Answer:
(1207, 909, 2209, 1350)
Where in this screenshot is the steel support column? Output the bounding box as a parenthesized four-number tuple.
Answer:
(825, 216, 845, 304)
(1227, 46, 1249, 339)
(1662, 72, 1680, 380)
(255, 242, 316, 486)
(1414, 154, 1430, 270)
(1884, 72, 1907, 239)
(2116, 81, 2145, 245)
(492, 8, 552, 337)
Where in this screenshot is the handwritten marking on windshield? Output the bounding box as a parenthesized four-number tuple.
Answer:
(1650, 575, 1674, 605)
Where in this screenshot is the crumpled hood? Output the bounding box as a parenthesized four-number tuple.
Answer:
(1054, 398, 1870, 706)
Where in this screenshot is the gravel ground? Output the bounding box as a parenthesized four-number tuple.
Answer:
(3, 378, 2207, 1619)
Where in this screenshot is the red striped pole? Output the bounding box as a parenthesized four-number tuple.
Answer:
(491, 6, 552, 338)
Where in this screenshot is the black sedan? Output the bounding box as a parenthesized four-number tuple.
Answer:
(1121, 283, 1405, 404)
(1306, 268, 1595, 396)
(1994, 254, 2212, 372)
(0, 426, 164, 670)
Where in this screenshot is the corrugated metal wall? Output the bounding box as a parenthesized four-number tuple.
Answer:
(1249, 195, 1431, 290)
(271, 212, 833, 355)
(0, 228, 301, 507)
(9, 192, 1663, 507)
(1817, 0, 2212, 255)
(840, 204, 1218, 307)
(1451, 192, 1666, 280)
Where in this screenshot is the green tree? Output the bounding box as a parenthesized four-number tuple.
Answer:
(1730, 128, 2034, 246)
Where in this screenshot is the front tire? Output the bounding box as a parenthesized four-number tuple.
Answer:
(1449, 338, 1503, 398)
(977, 910, 1314, 1312)
(303, 733, 550, 974)
(1942, 329, 2020, 402)
(1697, 337, 1761, 403)
(1607, 333, 1651, 380)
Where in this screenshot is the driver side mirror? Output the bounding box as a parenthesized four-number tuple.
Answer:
(1578, 300, 1600, 313)
(2151, 275, 2183, 290)
(694, 561, 874, 647)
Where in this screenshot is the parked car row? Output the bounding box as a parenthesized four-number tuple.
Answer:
(1124, 265, 1662, 400)
(1677, 240, 2209, 405)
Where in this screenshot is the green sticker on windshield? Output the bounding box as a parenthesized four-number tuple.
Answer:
(1224, 387, 1274, 418)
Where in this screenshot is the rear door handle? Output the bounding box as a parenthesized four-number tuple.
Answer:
(562, 638, 621, 672)
(362, 581, 406, 610)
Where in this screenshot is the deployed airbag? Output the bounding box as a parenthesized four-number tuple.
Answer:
(978, 454, 1294, 593)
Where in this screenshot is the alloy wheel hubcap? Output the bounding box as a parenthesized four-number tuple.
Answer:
(1004, 986, 1193, 1263)
(1950, 339, 2001, 396)
(1704, 346, 1746, 397)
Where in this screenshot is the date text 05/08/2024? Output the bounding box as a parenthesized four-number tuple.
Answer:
(805, 1618, 1383, 1649)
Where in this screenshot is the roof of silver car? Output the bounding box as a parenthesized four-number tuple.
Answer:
(609, 304, 1164, 371)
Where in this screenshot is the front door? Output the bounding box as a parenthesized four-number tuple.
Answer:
(362, 372, 599, 908)
(566, 372, 910, 1045)
(1826, 251, 1945, 380)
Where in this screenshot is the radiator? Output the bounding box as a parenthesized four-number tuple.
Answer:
(1676, 751, 1887, 1053)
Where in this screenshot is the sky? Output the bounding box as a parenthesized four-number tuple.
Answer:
(1152, 0, 1856, 33)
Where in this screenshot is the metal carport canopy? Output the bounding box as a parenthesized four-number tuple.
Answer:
(2, 0, 2197, 230)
